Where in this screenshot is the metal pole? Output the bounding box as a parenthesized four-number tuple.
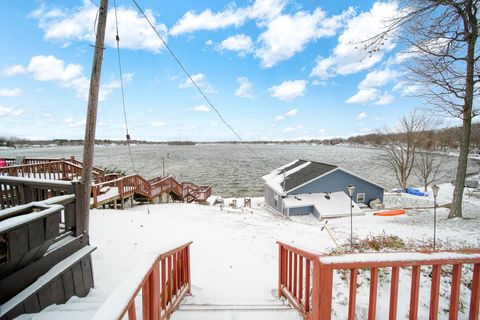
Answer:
(80, 0, 109, 236)
(433, 195, 437, 250)
(350, 195, 353, 251)
(163, 157, 165, 177)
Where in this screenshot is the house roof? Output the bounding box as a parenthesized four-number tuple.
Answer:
(262, 159, 386, 195)
(262, 159, 337, 194)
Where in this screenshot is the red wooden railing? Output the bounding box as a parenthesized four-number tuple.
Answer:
(2, 158, 211, 205)
(278, 242, 480, 320)
(0, 160, 103, 181)
(91, 242, 192, 320)
(278, 242, 318, 318)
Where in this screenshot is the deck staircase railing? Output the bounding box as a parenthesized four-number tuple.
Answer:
(91, 242, 192, 320)
(277, 241, 480, 320)
(0, 160, 104, 182)
(1, 158, 211, 206)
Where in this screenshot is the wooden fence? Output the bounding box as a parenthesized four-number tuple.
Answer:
(91, 242, 192, 320)
(277, 241, 480, 320)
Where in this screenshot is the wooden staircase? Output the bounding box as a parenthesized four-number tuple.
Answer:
(0, 157, 213, 209)
(170, 299, 301, 320)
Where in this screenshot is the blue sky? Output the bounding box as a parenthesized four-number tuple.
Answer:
(0, 0, 437, 141)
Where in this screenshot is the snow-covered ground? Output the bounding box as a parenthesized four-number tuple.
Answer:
(20, 183, 480, 319)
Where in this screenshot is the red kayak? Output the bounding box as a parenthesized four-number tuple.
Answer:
(374, 209, 406, 216)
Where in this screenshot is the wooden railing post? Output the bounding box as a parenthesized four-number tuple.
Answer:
(470, 263, 480, 320)
(278, 245, 284, 298)
(151, 262, 160, 320)
(74, 181, 86, 236)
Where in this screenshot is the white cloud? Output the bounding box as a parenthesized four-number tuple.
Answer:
(393, 81, 420, 96)
(150, 121, 167, 127)
(348, 68, 398, 105)
(356, 112, 367, 120)
(0, 88, 23, 97)
(179, 73, 216, 93)
(192, 105, 210, 112)
(311, 2, 400, 79)
(235, 77, 253, 98)
(170, 0, 287, 36)
(358, 68, 398, 89)
(284, 108, 298, 117)
(283, 126, 296, 133)
(375, 93, 394, 105)
(2, 64, 26, 76)
(32, 2, 167, 53)
(269, 80, 307, 101)
(346, 88, 379, 104)
(274, 108, 298, 121)
(4, 55, 130, 101)
(0, 105, 24, 118)
(218, 34, 253, 55)
(13, 109, 24, 116)
(27, 55, 82, 82)
(256, 7, 354, 68)
(0, 106, 11, 117)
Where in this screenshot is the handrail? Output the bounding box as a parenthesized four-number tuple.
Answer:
(278, 242, 480, 320)
(2, 159, 212, 205)
(91, 241, 192, 320)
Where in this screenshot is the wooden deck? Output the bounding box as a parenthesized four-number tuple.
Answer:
(0, 157, 213, 209)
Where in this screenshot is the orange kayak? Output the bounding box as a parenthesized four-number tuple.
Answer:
(374, 210, 406, 216)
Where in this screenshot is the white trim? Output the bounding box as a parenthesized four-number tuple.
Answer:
(356, 192, 366, 202)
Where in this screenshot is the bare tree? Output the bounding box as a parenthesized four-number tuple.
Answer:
(414, 149, 450, 191)
(365, 0, 479, 218)
(377, 110, 429, 192)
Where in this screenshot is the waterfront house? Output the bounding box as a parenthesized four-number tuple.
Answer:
(262, 159, 385, 218)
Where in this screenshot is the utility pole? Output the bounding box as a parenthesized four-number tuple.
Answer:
(80, 0, 109, 236)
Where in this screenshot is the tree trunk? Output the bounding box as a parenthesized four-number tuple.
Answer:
(449, 10, 477, 218)
(449, 114, 471, 218)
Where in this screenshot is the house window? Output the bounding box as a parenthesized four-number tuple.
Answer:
(356, 193, 365, 203)
(274, 194, 279, 208)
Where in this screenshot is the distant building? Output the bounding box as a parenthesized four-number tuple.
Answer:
(262, 159, 385, 219)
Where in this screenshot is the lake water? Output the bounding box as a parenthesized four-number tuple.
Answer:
(0, 144, 470, 197)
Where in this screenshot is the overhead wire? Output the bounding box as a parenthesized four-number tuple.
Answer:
(113, 0, 137, 173)
(130, 0, 260, 157)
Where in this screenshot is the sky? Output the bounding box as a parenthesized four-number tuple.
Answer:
(0, 0, 450, 141)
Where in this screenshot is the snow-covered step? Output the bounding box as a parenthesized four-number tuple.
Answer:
(171, 299, 302, 320)
(171, 308, 302, 320)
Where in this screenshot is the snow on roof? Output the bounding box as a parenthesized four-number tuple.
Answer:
(263, 159, 386, 194)
(283, 191, 363, 218)
(262, 159, 337, 194)
(262, 160, 312, 194)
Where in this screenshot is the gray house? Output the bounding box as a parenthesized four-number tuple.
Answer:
(262, 159, 385, 218)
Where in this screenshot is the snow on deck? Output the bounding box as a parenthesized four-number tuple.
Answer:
(283, 191, 363, 218)
(22, 186, 480, 319)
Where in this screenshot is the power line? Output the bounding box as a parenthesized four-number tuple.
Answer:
(113, 0, 136, 172)
(130, 0, 259, 157)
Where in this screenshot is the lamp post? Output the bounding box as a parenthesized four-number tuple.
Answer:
(431, 184, 440, 250)
(347, 184, 356, 251)
(162, 153, 170, 177)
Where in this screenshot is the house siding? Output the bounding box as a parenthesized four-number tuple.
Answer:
(288, 169, 384, 204)
(289, 206, 313, 216)
(264, 185, 284, 212)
